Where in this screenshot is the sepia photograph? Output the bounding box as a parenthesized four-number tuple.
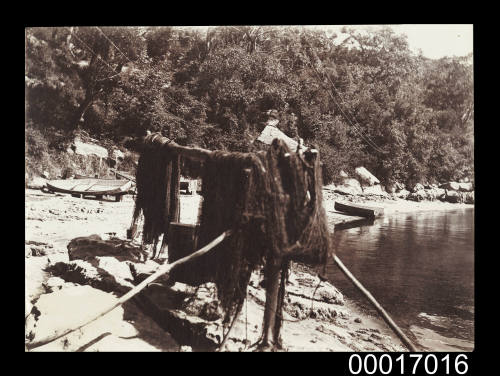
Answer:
(25, 25, 474, 353)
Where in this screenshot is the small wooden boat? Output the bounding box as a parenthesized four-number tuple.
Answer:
(45, 178, 133, 200)
(334, 201, 384, 218)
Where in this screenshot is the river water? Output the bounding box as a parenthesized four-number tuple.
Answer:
(326, 208, 474, 351)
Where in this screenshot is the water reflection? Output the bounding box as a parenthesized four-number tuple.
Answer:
(327, 208, 474, 351)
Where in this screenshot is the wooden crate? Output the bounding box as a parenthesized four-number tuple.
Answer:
(168, 222, 215, 286)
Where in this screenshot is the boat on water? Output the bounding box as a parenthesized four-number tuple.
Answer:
(334, 201, 384, 218)
(45, 178, 133, 201)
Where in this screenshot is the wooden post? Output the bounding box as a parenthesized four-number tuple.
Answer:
(259, 255, 283, 350)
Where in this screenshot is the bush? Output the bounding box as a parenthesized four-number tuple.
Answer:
(25, 127, 49, 160)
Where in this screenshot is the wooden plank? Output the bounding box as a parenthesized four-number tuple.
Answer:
(334, 201, 384, 218)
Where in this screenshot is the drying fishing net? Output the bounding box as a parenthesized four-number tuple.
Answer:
(132, 134, 332, 343)
(130, 134, 180, 258)
(195, 139, 331, 325)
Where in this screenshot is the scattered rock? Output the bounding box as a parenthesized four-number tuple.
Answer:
(47, 253, 70, 266)
(26, 256, 51, 302)
(440, 182, 460, 191)
(395, 189, 410, 199)
(67, 235, 148, 263)
(47, 259, 130, 295)
(385, 182, 397, 194)
(412, 183, 424, 193)
(43, 277, 66, 292)
(27, 177, 47, 190)
(72, 139, 108, 159)
(181, 283, 223, 322)
(362, 185, 388, 197)
(444, 190, 461, 203)
(463, 191, 474, 204)
(354, 167, 380, 186)
(407, 190, 425, 202)
(316, 284, 345, 305)
(334, 178, 363, 195)
(25, 245, 32, 258)
(458, 182, 473, 192)
(26, 285, 178, 352)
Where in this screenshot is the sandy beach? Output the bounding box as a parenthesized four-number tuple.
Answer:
(25, 188, 473, 352)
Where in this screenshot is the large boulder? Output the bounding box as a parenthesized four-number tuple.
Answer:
(72, 139, 108, 159)
(395, 182, 405, 191)
(47, 258, 133, 295)
(385, 181, 398, 194)
(407, 190, 426, 202)
(256, 125, 299, 152)
(27, 176, 47, 190)
(354, 167, 380, 187)
(395, 189, 410, 199)
(362, 185, 388, 197)
(334, 178, 363, 195)
(444, 190, 461, 203)
(67, 235, 148, 263)
(463, 191, 475, 204)
(430, 187, 446, 201)
(440, 182, 460, 191)
(458, 182, 473, 192)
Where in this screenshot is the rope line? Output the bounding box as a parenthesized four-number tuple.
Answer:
(302, 38, 387, 154)
(66, 27, 119, 75)
(66, 27, 190, 129)
(323, 67, 387, 154)
(94, 26, 189, 115)
(307, 59, 386, 154)
(95, 26, 133, 64)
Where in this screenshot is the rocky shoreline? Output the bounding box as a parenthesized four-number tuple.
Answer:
(25, 187, 472, 351)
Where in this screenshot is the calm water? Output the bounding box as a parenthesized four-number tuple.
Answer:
(326, 208, 474, 351)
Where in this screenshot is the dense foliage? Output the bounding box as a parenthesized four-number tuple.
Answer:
(25, 26, 473, 186)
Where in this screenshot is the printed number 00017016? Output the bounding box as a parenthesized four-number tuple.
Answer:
(348, 353, 469, 375)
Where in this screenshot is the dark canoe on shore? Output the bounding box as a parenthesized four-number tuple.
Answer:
(46, 178, 133, 196)
(334, 201, 384, 218)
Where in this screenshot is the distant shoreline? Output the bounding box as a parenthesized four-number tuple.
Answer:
(322, 189, 474, 230)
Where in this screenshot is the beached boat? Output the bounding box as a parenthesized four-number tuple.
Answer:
(45, 178, 133, 200)
(334, 201, 384, 218)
